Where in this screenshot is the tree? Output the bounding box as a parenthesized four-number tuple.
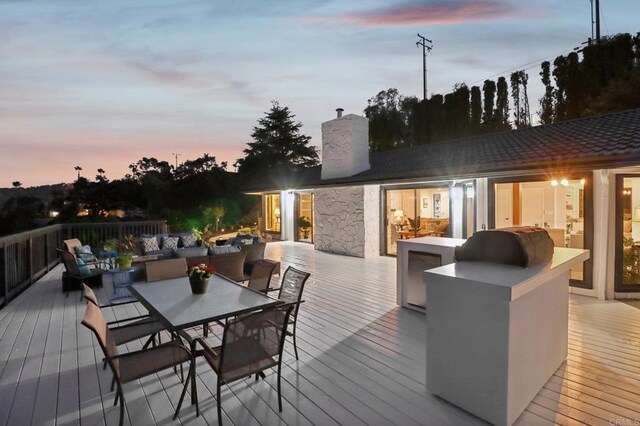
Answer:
(470, 86, 482, 133)
(482, 79, 496, 130)
(495, 76, 510, 130)
(365, 88, 410, 152)
(539, 61, 554, 124)
(236, 101, 318, 174)
(12, 181, 22, 188)
(511, 70, 531, 129)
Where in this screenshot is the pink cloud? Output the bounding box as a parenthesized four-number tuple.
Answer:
(311, 1, 536, 27)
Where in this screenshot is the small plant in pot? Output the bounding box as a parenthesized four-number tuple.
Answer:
(297, 216, 312, 239)
(188, 263, 215, 294)
(116, 252, 133, 269)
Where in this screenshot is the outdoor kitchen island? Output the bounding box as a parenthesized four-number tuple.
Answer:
(424, 247, 589, 426)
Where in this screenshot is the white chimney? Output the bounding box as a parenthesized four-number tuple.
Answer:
(321, 111, 370, 180)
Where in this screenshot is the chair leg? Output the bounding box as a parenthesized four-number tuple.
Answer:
(217, 379, 222, 426)
(292, 324, 299, 360)
(142, 334, 154, 349)
(277, 362, 283, 412)
(114, 391, 119, 406)
(118, 389, 125, 426)
(111, 377, 116, 392)
(103, 359, 107, 370)
(174, 364, 193, 420)
(180, 363, 184, 382)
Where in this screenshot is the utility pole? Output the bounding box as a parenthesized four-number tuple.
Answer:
(416, 34, 433, 101)
(594, 0, 600, 42)
(171, 153, 181, 170)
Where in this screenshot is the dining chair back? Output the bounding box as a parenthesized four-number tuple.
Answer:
(145, 258, 187, 282)
(247, 260, 277, 293)
(209, 251, 246, 282)
(277, 266, 310, 360)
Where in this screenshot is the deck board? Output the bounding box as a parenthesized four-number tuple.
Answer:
(1, 241, 639, 425)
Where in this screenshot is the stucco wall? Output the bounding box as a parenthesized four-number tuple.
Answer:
(314, 186, 366, 257)
(321, 114, 370, 180)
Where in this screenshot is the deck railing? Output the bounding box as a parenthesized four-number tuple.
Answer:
(0, 220, 168, 307)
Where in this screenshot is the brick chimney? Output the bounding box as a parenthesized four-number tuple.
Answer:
(321, 109, 370, 180)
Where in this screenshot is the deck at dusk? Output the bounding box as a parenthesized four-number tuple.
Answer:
(1, 242, 639, 425)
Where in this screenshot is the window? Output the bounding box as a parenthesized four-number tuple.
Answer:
(490, 175, 592, 287)
(264, 193, 281, 232)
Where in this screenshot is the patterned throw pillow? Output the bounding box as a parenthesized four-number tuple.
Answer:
(162, 236, 179, 250)
(180, 234, 197, 248)
(74, 245, 96, 262)
(141, 237, 160, 253)
(76, 258, 91, 277)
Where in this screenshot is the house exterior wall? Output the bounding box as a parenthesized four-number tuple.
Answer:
(313, 186, 366, 257)
(363, 185, 380, 258)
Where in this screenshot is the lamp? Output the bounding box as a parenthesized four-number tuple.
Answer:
(550, 179, 559, 187)
(393, 209, 404, 224)
(633, 207, 640, 223)
(560, 178, 569, 187)
(274, 207, 280, 218)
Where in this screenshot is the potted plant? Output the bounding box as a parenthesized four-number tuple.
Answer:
(188, 263, 215, 294)
(116, 252, 133, 269)
(298, 216, 312, 239)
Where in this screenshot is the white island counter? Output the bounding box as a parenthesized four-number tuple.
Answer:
(424, 247, 589, 426)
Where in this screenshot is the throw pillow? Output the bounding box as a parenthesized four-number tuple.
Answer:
(209, 245, 241, 255)
(74, 245, 96, 262)
(76, 258, 91, 277)
(141, 237, 160, 254)
(162, 236, 179, 250)
(180, 234, 197, 248)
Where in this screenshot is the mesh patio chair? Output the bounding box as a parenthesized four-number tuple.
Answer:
(58, 249, 104, 297)
(188, 304, 295, 426)
(145, 258, 187, 282)
(81, 302, 196, 426)
(83, 284, 165, 353)
(209, 251, 246, 282)
(267, 266, 310, 360)
(246, 260, 277, 293)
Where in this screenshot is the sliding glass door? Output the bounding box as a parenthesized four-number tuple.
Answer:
(295, 193, 313, 243)
(384, 186, 451, 256)
(615, 175, 640, 292)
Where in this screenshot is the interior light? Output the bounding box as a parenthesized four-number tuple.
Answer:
(560, 178, 569, 187)
(550, 179, 559, 187)
(580, 179, 585, 186)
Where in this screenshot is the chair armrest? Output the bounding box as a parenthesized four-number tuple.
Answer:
(106, 314, 153, 327)
(106, 339, 190, 361)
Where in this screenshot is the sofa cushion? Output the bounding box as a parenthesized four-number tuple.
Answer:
(233, 233, 258, 246)
(173, 247, 208, 258)
(141, 237, 160, 254)
(181, 234, 197, 248)
(76, 258, 91, 277)
(209, 245, 241, 255)
(162, 236, 179, 250)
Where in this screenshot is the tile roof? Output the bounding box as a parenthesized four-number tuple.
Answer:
(246, 108, 640, 191)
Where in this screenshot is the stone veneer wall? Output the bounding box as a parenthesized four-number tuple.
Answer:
(313, 186, 366, 257)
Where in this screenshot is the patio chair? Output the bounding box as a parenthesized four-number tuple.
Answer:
(241, 242, 267, 276)
(145, 258, 187, 282)
(188, 304, 295, 425)
(247, 260, 277, 293)
(267, 266, 310, 360)
(82, 284, 165, 353)
(58, 249, 104, 296)
(209, 251, 246, 283)
(81, 301, 196, 426)
(63, 238, 98, 264)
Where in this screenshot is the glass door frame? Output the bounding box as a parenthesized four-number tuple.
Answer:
(294, 192, 314, 244)
(381, 182, 453, 257)
(614, 174, 640, 292)
(487, 173, 594, 289)
(459, 180, 476, 238)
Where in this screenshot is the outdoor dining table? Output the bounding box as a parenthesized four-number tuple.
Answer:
(129, 273, 282, 332)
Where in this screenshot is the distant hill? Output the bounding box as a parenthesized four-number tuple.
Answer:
(0, 183, 69, 209)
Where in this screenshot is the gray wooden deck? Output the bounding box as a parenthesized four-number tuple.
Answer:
(1, 241, 639, 425)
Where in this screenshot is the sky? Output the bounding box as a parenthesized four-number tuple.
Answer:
(1, 0, 639, 187)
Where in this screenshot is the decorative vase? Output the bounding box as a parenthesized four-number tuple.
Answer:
(189, 277, 209, 294)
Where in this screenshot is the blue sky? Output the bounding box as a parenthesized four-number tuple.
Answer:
(1, 0, 639, 186)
